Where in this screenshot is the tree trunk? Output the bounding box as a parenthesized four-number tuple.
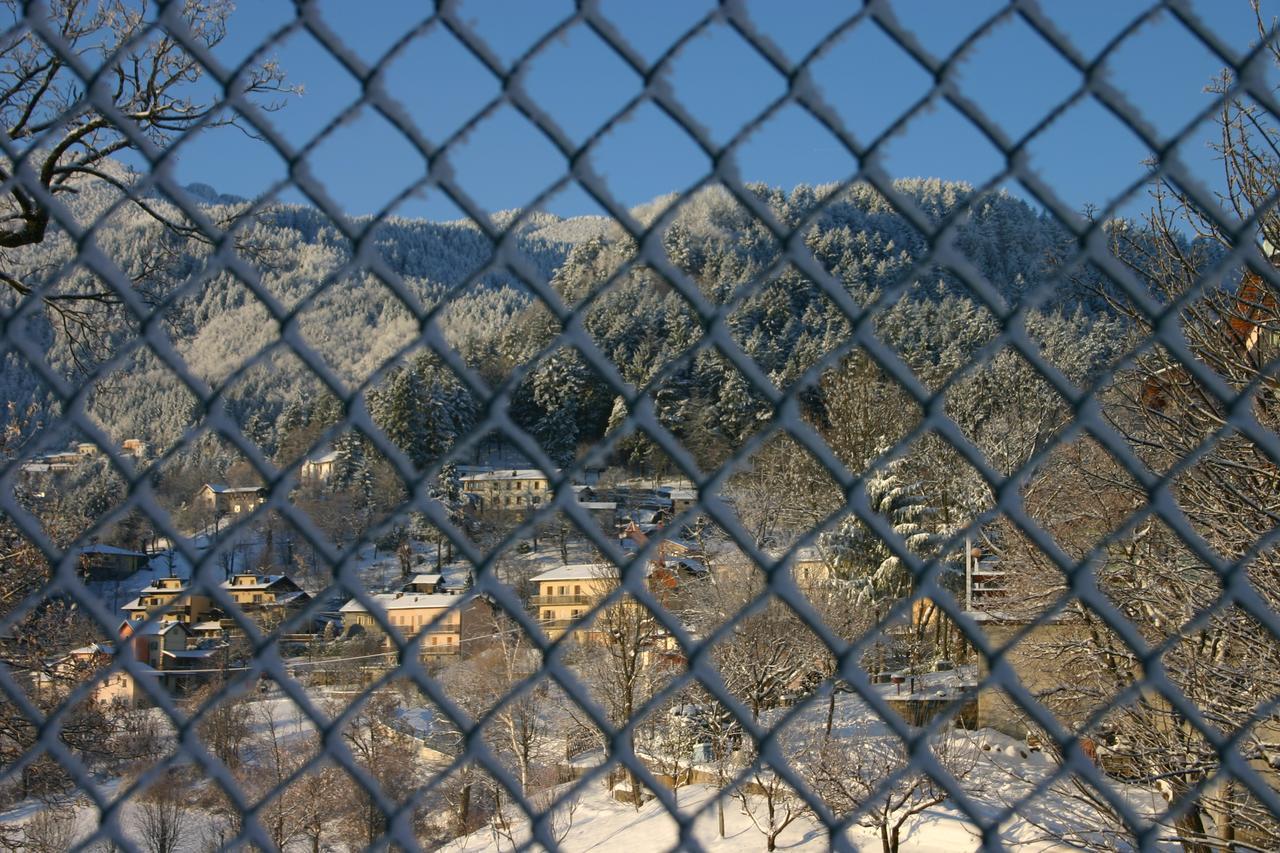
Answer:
(825, 687, 837, 738)
(718, 796, 725, 837)
(1173, 801, 1212, 853)
(458, 781, 472, 835)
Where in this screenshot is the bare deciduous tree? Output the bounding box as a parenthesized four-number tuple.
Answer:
(733, 760, 805, 853)
(805, 732, 975, 853)
(134, 778, 192, 853)
(0, 0, 294, 290)
(573, 562, 671, 811)
(19, 803, 78, 853)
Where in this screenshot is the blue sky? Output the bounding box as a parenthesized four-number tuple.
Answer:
(161, 0, 1279, 227)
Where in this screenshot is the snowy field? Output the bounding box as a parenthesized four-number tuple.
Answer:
(0, 683, 1180, 852)
(443, 726, 1175, 853)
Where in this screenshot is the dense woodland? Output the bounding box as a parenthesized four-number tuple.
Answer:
(2, 174, 1130, 492)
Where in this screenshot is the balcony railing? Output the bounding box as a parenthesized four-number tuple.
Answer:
(529, 594, 594, 607)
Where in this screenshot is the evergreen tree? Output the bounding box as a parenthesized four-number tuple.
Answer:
(821, 446, 944, 605)
(330, 431, 364, 493)
(533, 401, 578, 470)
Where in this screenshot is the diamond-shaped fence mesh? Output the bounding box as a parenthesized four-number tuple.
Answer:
(3, 0, 1280, 850)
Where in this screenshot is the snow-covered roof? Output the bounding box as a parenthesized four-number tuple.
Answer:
(203, 483, 265, 494)
(121, 597, 145, 611)
(80, 543, 148, 557)
(66, 642, 114, 657)
(792, 546, 824, 564)
(191, 621, 224, 632)
(461, 469, 551, 482)
(340, 592, 466, 612)
(531, 563, 621, 583)
(666, 489, 698, 502)
(577, 501, 617, 510)
(396, 707, 435, 736)
(305, 449, 339, 464)
(663, 556, 709, 575)
(409, 573, 442, 585)
(223, 574, 295, 590)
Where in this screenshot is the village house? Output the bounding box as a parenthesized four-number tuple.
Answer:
(404, 573, 443, 594)
(339, 592, 489, 655)
(123, 576, 214, 625)
(300, 448, 339, 485)
(77, 543, 149, 581)
(20, 449, 80, 474)
(124, 572, 313, 634)
(221, 573, 312, 630)
(529, 555, 700, 643)
(196, 483, 267, 516)
(577, 500, 618, 529)
(529, 564, 610, 640)
(790, 546, 829, 589)
(21, 438, 149, 481)
(461, 468, 551, 512)
(75, 439, 149, 459)
(43, 620, 220, 707)
(529, 559, 701, 673)
(661, 486, 699, 516)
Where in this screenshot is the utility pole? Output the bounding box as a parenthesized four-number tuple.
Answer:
(965, 534, 973, 613)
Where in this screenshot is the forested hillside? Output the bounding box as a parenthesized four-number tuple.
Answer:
(3, 174, 1126, 478)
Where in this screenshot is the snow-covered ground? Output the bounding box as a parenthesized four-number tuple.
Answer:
(439, 778, 991, 852)
(0, 684, 1178, 852)
(442, 725, 1175, 853)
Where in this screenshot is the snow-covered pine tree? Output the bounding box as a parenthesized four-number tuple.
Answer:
(433, 460, 466, 563)
(330, 430, 364, 493)
(374, 364, 430, 470)
(821, 445, 942, 605)
(533, 401, 578, 470)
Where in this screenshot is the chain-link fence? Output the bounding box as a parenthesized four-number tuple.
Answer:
(3, 0, 1280, 850)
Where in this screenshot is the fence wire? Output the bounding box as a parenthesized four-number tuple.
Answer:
(2, 0, 1280, 851)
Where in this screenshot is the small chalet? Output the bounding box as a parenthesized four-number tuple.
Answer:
(661, 487, 699, 516)
(404, 573, 443, 594)
(197, 483, 267, 516)
(78, 543, 149, 581)
(222, 574, 312, 629)
(301, 448, 339, 485)
(122, 576, 214, 625)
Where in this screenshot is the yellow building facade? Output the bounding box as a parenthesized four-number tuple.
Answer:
(340, 592, 487, 655)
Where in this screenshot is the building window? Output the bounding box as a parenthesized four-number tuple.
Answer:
(542, 610, 553, 620)
(574, 585, 581, 595)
